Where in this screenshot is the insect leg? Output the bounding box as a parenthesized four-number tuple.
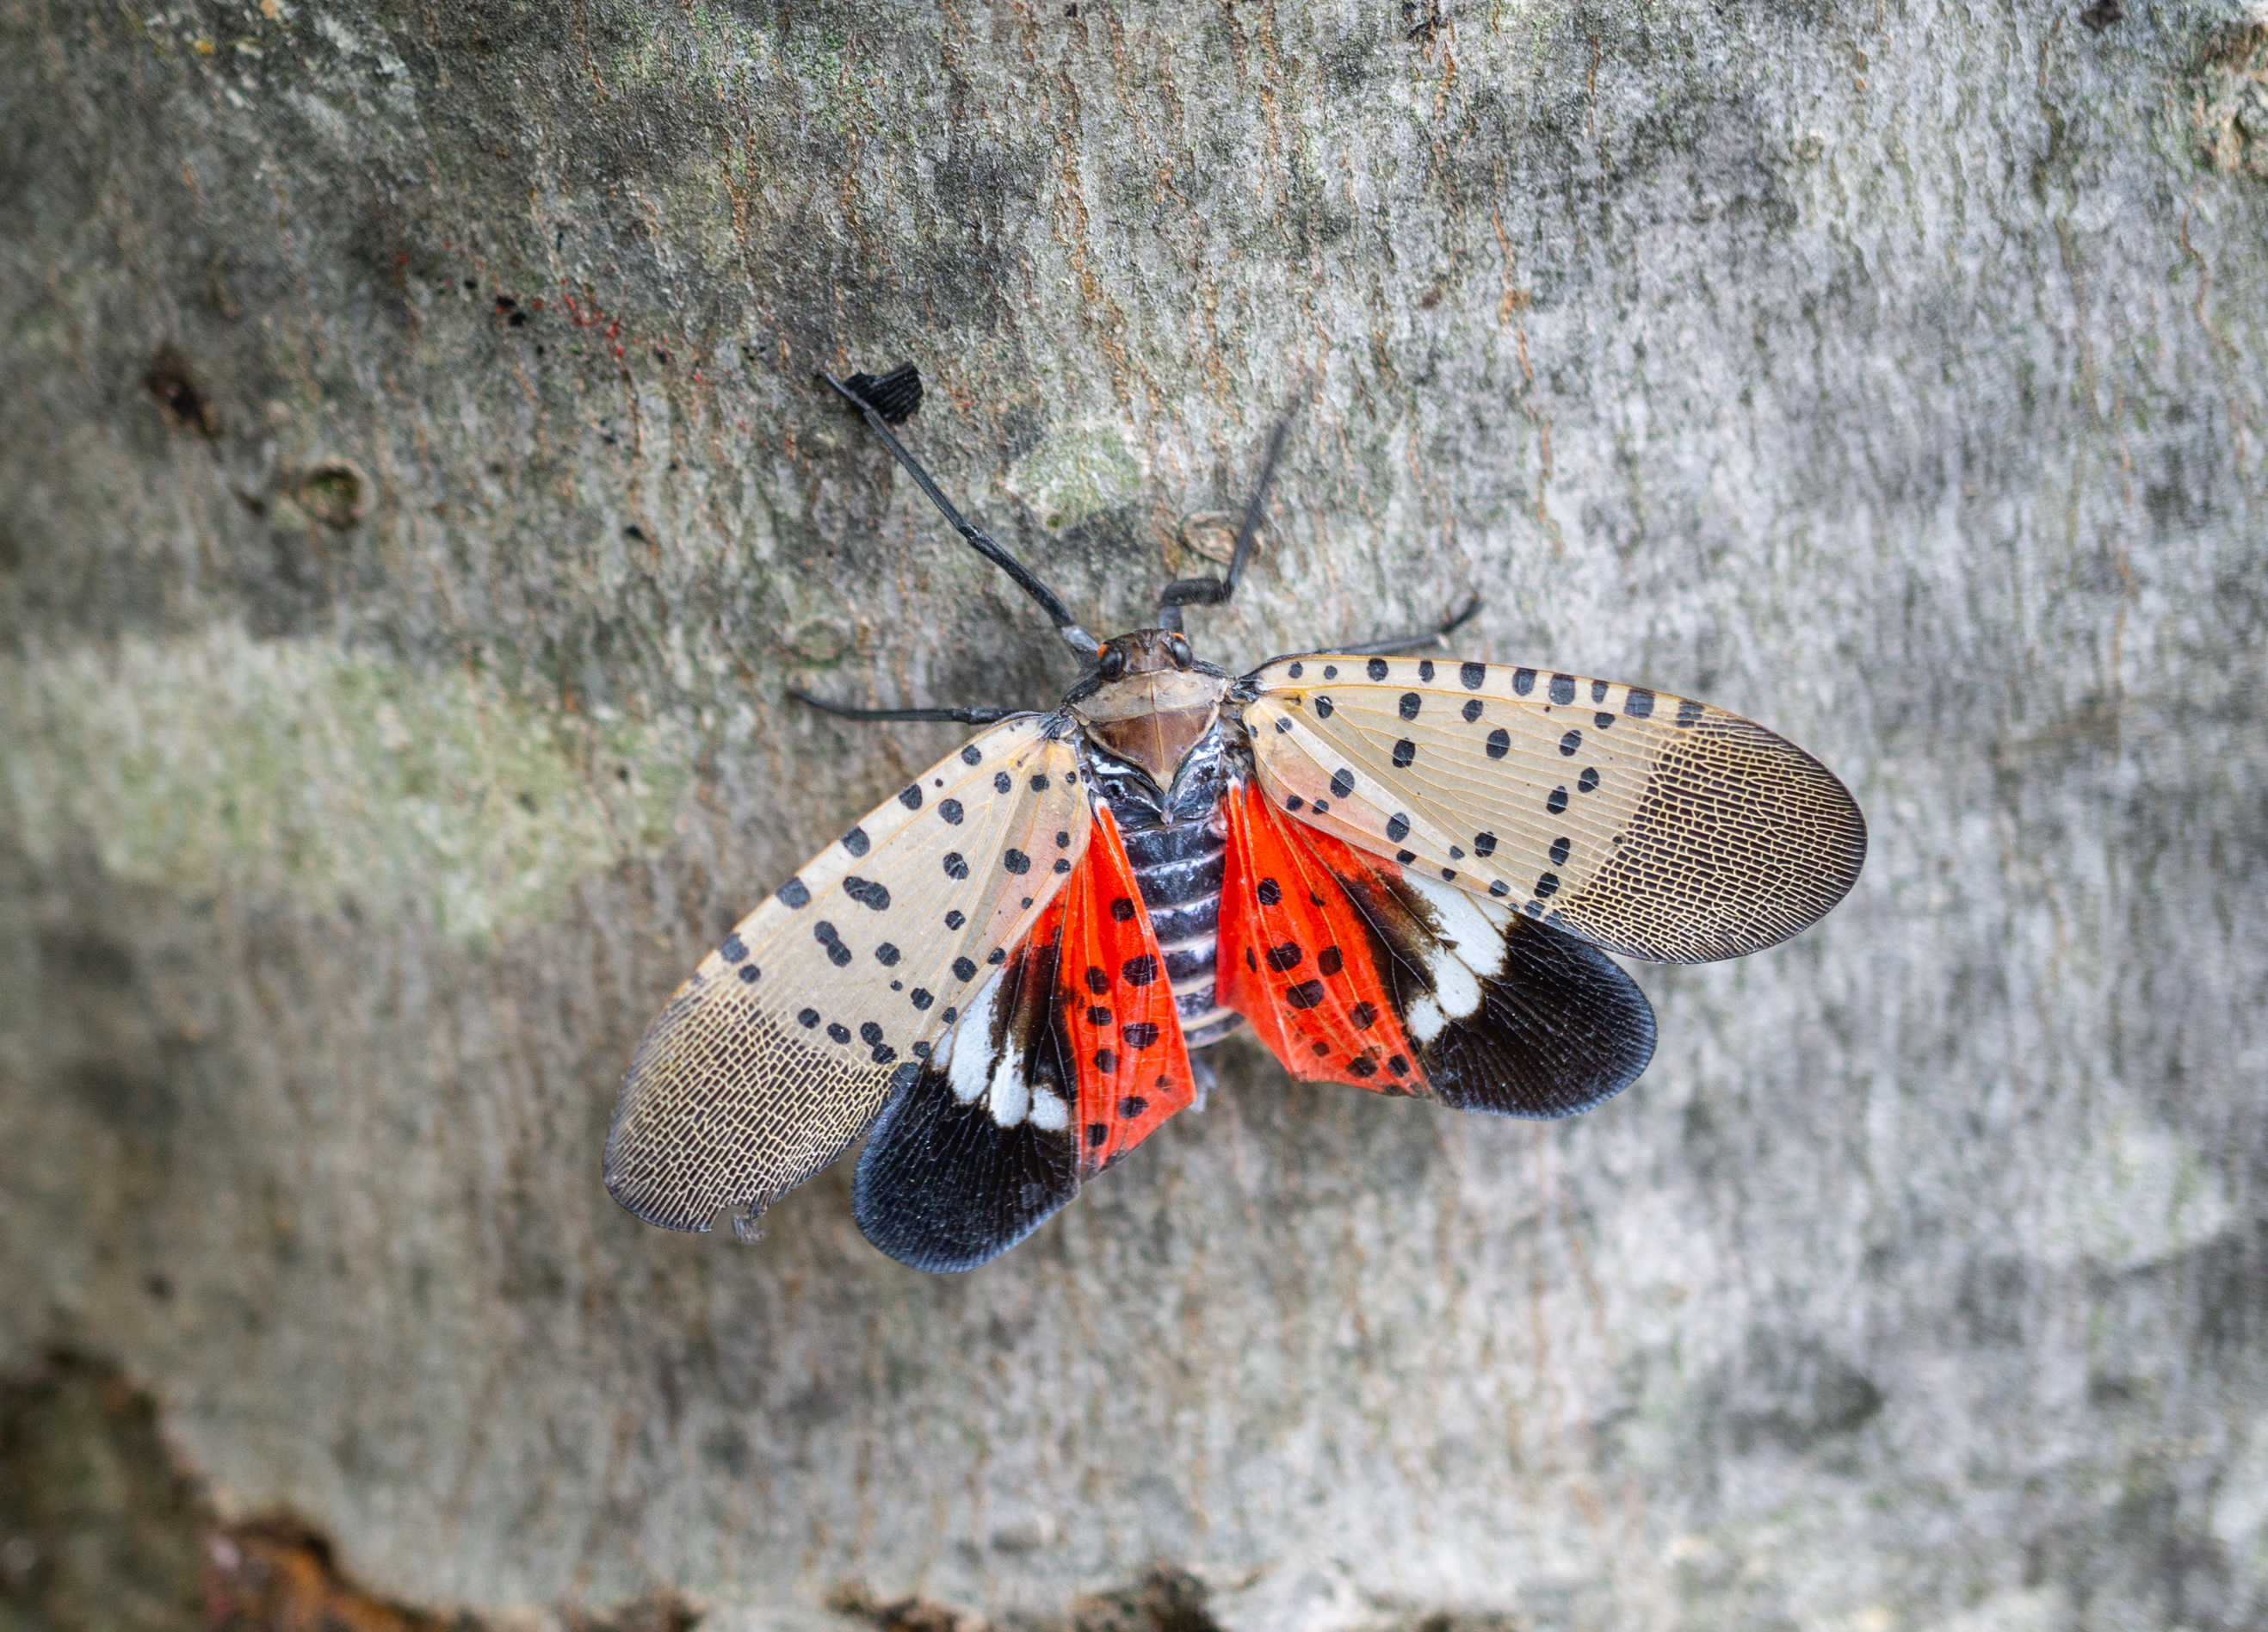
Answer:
(820, 369, 1101, 659)
(788, 689, 1019, 726)
(1157, 417, 1293, 625)
(1187, 1050, 1218, 1113)
(1239, 595, 1484, 674)
(1318, 592, 1485, 656)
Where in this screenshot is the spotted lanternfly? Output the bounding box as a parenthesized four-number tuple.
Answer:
(605, 365, 1868, 1272)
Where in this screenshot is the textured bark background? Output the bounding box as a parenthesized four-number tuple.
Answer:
(3, 0, 2266, 1629)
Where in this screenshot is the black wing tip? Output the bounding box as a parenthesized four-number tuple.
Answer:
(854, 1207, 1027, 1274)
(853, 1170, 1060, 1273)
(1424, 918, 1659, 1120)
(840, 363, 924, 424)
(851, 1064, 1081, 1274)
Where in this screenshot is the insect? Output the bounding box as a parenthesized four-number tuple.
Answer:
(605, 366, 1867, 1272)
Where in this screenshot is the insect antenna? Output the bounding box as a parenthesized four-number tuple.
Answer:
(1156, 415, 1293, 633)
(786, 689, 1017, 726)
(821, 368, 1101, 659)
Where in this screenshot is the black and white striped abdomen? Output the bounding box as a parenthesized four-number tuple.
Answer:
(1118, 812, 1243, 1050)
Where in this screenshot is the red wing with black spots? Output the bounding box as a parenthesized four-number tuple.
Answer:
(1051, 813, 1199, 1173)
(1218, 779, 1657, 1119)
(1216, 780, 1425, 1092)
(853, 807, 1194, 1271)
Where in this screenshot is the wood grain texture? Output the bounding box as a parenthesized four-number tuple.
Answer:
(2, 1, 2265, 1629)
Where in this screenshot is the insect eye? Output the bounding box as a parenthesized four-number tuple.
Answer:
(1098, 646, 1127, 680)
(1166, 634, 1193, 670)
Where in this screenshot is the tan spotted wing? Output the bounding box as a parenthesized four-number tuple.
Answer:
(1241, 655, 1864, 962)
(604, 714, 1093, 1233)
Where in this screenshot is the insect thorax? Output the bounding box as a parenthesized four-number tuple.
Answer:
(1066, 628, 1233, 788)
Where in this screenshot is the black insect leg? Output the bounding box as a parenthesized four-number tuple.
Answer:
(788, 689, 1019, 726)
(1155, 416, 1294, 631)
(820, 369, 1101, 659)
(1239, 595, 1485, 675)
(1322, 591, 1485, 656)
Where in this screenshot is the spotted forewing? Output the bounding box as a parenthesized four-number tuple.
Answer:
(604, 714, 1091, 1234)
(1246, 655, 1866, 963)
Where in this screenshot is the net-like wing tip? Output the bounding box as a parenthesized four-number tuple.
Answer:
(601, 1112, 714, 1233)
(843, 363, 924, 424)
(601, 1168, 711, 1233)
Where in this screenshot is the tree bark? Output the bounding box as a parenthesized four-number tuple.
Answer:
(3, 1, 2265, 1629)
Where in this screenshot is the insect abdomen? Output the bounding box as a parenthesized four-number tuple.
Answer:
(1118, 813, 1242, 1050)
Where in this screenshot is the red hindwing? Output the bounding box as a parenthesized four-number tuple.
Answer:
(1216, 778, 1428, 1096)
(1035, 803, 1196, 1173)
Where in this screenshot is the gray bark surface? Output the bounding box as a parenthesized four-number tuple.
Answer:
(3, 0, 2265, 1629)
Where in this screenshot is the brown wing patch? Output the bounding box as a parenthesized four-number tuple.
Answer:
(605, 715, 1091, 1232)
(1559, 708, 1866, 961)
